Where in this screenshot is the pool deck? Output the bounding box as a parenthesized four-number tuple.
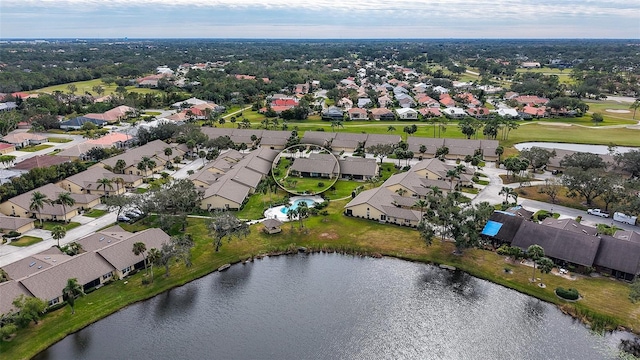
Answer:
(263, 195, 325, 221)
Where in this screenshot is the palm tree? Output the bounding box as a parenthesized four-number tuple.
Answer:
(55, 192, 75, 223)
(51, 225, 67, 248)
(297, 202, 309, 229)
(132, 242, 148, 277)
(164, 147, 173, 158)
(114, 159, 127, 174)
(137, 157, 156, 176)
(387, 125, 396, 132)
(286, 208, 297, 230)
(63, 278, 84, 314)
(446, 169, 460, 191)
(147, 248, 161, 283)
(527, 245, 545, 282)
(414, 199, 429, 220)
(113, 177, 125, 194)
(395, 188, 408, 197)
(97, 178, 114, 196)
(499, 186, 516, 204)
(495, 146, 504, 162)
(29, 191, 50, 227)
(630, 100, 640, 120)
(537, 257, 554, 286)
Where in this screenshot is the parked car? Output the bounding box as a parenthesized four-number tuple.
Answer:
(587, 209, 609, 218)
(613, 212, 637, 225)
(125, 212, 139, 219)
(117, 215, 131, 222)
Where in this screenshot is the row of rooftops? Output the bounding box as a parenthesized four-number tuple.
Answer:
(483, 210, 640, 278)
(0, 227, 170, 315)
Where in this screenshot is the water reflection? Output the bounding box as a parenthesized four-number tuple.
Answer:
(34, 254, 634, 360)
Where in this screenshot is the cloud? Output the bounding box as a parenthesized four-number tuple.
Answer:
(1, 0, 638, 38)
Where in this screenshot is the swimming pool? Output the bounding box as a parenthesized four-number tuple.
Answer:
(280, 198, 316, 214)
(263, 195, 325, 221)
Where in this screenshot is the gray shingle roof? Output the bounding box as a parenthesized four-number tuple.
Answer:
(97, 228, 170, 271)
(511, 221, 601, 267)
(595, 235, 640, 275)
(20, 252, 115, 301)
(0, 281, 32, 315)
(0, 215, 35, 231)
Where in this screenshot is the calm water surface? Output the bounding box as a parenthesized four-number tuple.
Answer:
(35, 254, 634, 360)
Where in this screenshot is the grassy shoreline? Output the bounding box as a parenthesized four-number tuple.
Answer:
(1, 200, 637, 359)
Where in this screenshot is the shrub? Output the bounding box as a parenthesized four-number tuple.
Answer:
(319, 210, 329, 216)
(496, 244, 510, 256)
(3, 231, 21, 239)
(555, 287, 580, 300)
(317, 182, 325, 188)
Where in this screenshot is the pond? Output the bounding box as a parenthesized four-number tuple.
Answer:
(515, 142, 638, 155)
(34, 254, 634, 360)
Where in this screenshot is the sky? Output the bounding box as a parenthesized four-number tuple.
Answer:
(1, 0, 639, 39)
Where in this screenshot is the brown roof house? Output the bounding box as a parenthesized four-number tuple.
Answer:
(338, 157, 378, 181)
(59, 167, 143, 196)
(290, 153, 339, 179)
(0, 214, 35, 234)
(0, 183, 100, 220)
(2, 132, 46, 149)
(98, 139, 186, 177)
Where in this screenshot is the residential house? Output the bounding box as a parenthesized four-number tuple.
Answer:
(0, 214, 35, 234)
(301, 131, 336, 148)
(442, 107, 466, 119)
(419, 107, 442, 118)
(2, 132, 47, 148)
(347, 108, 368, 120)
(369, 108, 395, 121)
(337, 97, 353, 109)
(59, 116, 107, 130)
(338, 157, 378, 181)
(289, 153, 339, 179)
(364, 134, 402, 148)
(482, 212, 640, 280)
(522, 105, 547, 118)
(199, 148, 278, 211)
(378, 95, 392, 108)
(322, 106, 345, 121)
(439, 94, 456, 108)
(84, 105, 136, 124)
(12, 155, 70, 172)
(357, 98, 372, 108)
(0, 183, 101, 220)
(344, 186, 422, 227)
(417, 95, 439, 108)
(515, 95, 549, 106)
(396, 108, 418, 120)
(98, 140, 186, 177)
(466, 107, 490, 118)
(331, 133, 368, 153)
(497, 108, 520, 118)
(59, 167, 143, 196)
(0, 143, 16, 154)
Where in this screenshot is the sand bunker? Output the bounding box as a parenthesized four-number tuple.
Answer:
(606, 109, 631, 113)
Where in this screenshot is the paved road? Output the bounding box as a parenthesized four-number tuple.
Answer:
(0, 210, 117, 267)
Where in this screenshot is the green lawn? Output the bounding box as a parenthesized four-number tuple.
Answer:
(135, 187, 148, 194)
(8, 236, 43, 247)
(46, 137, 72, 143)
(515, 67, 576, 85)
(504, 123, 640, 148)
(41, 221, 81, 231)
(83, 209, 108, 218)
(235, 189, 290, 220)
(35, 79, 162, 97)
(2, 199, 638, 360)
(20, 144, 53, 152)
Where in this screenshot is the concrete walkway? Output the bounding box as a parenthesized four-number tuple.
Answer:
(0, 211, 117, 267)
